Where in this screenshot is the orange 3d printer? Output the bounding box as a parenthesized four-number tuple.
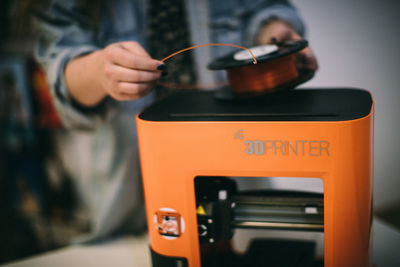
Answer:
(136, 42, 374, 267)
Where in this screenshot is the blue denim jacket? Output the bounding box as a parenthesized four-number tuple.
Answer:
(35, 0, 304, 129)
(35, 0, 305, 241)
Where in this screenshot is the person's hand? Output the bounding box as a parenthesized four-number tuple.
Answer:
(257, 19, 318, 72)
(99, 41, 165, 101)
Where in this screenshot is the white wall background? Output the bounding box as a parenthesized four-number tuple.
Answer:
(294, 0, 400, 209)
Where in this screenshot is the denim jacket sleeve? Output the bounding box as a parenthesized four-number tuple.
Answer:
(34, 0, 305, 131)
(34, 1, 117, 130)
(244, 0, 305, 46)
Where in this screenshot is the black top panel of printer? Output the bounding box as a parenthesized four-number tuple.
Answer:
(138, 88, 373, 122)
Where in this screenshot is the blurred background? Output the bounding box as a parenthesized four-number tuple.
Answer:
(295, 0, 400, 227)
(0, 0, 399, 264)
(0, 0, 89, 263)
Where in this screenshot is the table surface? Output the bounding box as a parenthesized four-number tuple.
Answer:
(3, 218, 400, 267)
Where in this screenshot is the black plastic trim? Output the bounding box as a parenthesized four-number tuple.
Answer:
(139, 88, 373, 122)
(151, 247, 188, 267)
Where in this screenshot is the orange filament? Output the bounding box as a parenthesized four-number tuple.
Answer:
(158, 43, 300, 95)
(161, 43, 257, 64)
(227, 54, 298, 95)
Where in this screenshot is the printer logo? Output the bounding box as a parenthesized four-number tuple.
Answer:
(234, 130, 330, 157)
(233, 129, 244, 140)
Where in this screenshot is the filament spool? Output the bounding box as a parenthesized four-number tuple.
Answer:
(208, 40, 313, 99)
(227, 54, 298, 95)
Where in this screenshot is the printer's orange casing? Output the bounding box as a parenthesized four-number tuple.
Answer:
(137, 89, 374, 267)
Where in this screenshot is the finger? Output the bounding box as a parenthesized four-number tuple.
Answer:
(120, 41, 150, 58)
(267, 23, 303, 44)
(114, 87, 153, 101)
(271, 31, 302, 44)
(117, 81, 153, 95)
(108, 65, 161, 82)
(269, 30, 292, 43)
(138, 85, 154, 97)
(269, 23, 297, 42)
(108, 46, 163, 71)
(296, 48, 318, 71)
(130, 55, 164, 71)
(109, 90, 142, 101)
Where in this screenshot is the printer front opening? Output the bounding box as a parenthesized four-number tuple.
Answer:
(194, 176, 324, 267)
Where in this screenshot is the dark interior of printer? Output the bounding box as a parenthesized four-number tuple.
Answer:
(195, 176, 324, 267)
